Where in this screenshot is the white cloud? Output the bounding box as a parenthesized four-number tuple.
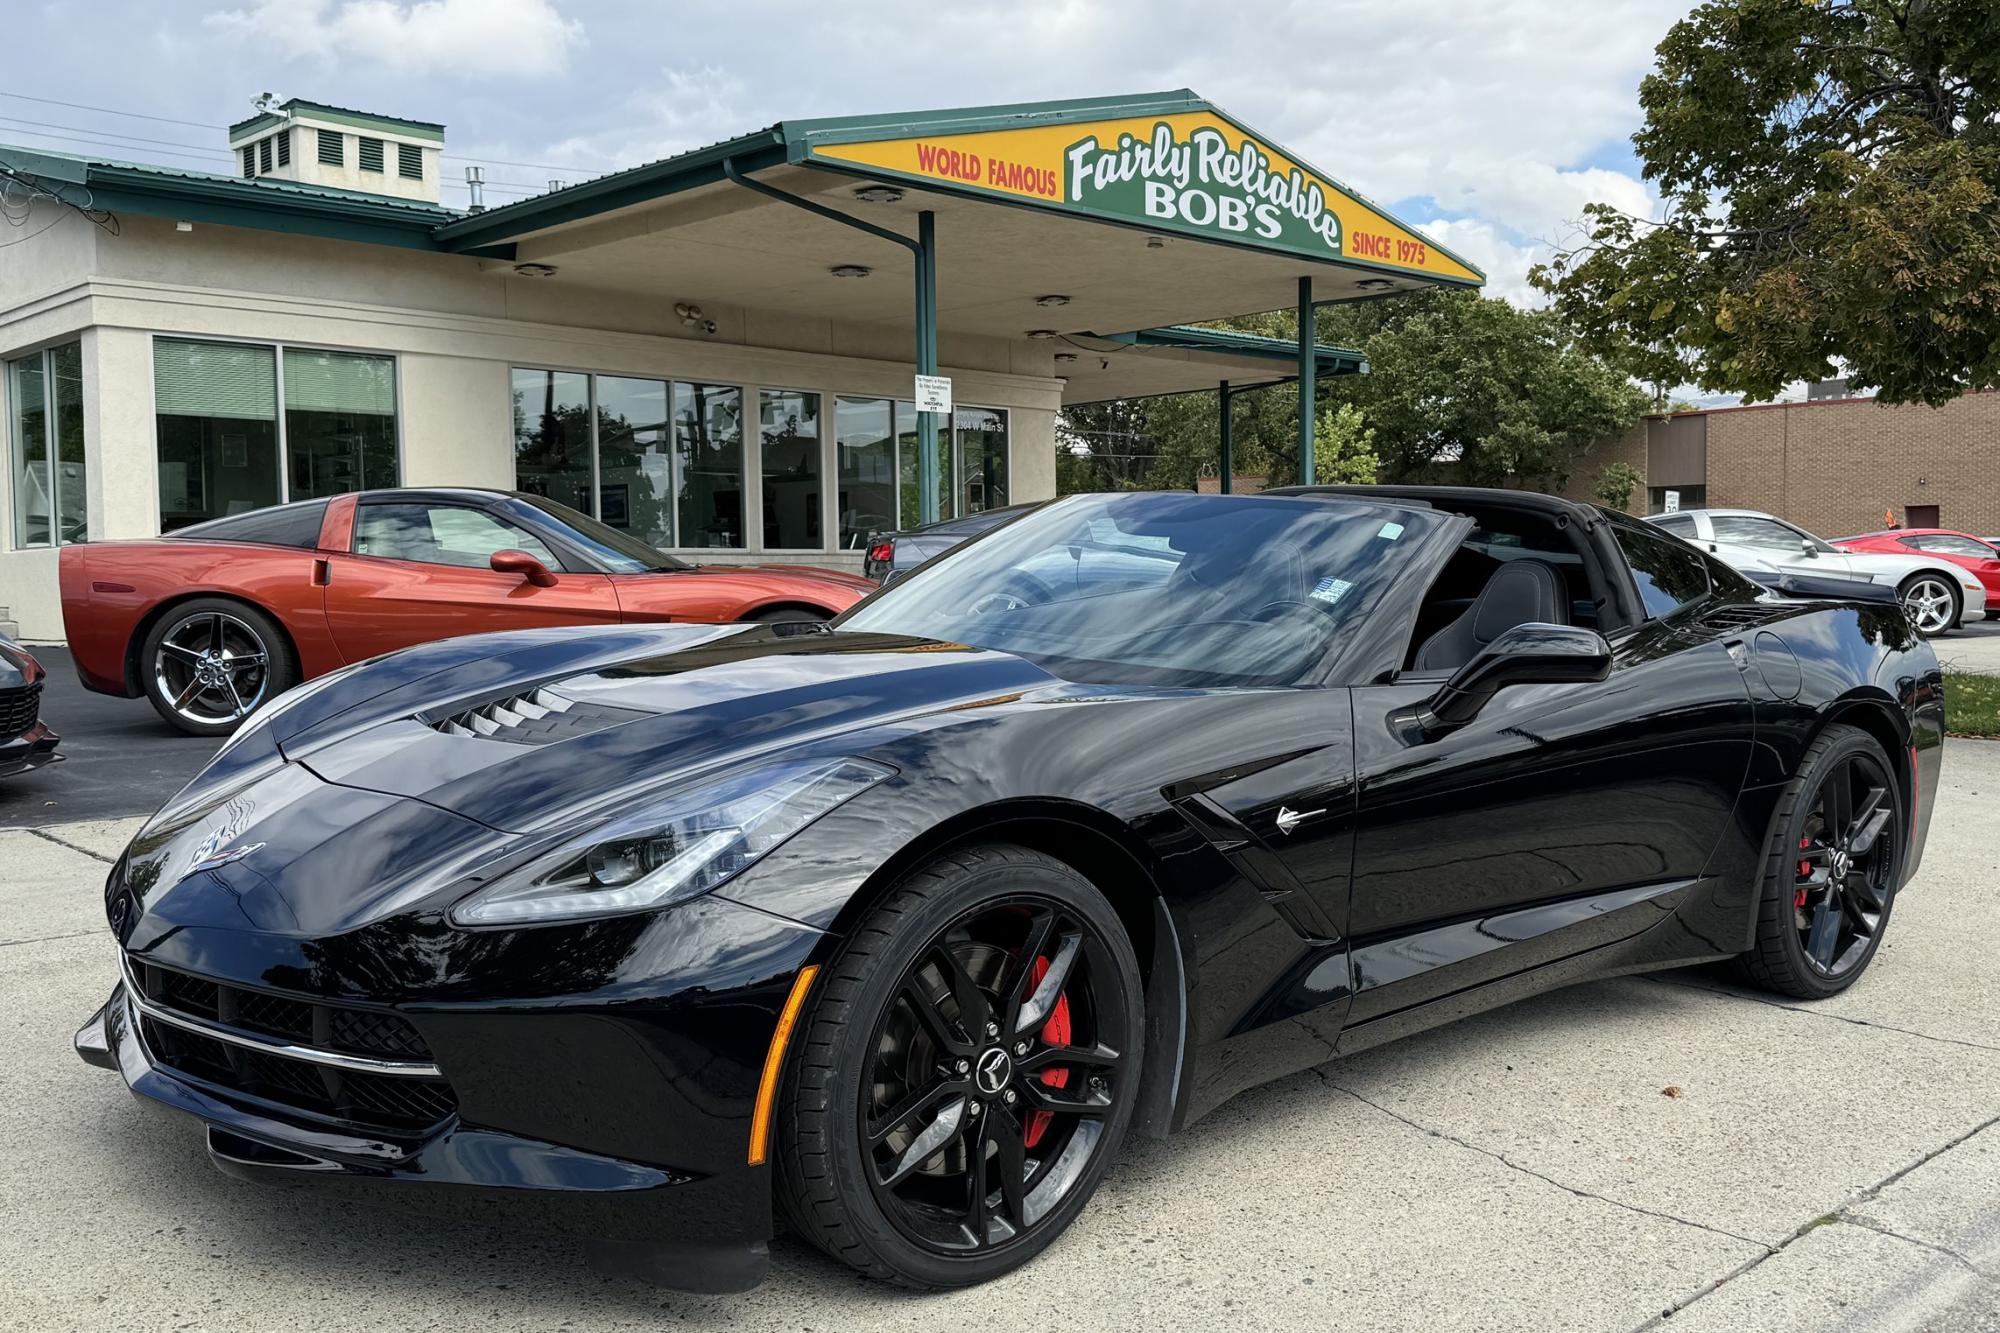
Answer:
(205, 0, 584, 80)
(1412, 217, 1545, 306)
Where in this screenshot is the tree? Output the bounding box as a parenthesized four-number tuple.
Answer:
(1322, 290, 1649, 491)
(1593, 460, 1644, 512)
(1533, 0, 2000, 406)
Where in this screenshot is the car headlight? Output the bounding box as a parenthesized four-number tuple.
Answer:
(448, 756, 892, 927)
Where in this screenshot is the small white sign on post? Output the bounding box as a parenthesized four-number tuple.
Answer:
(1663, 489, 1681, 513)
(913, 374, 953, 415)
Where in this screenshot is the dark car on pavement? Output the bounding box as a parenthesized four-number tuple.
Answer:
(863, 504, 1034, 582)
(0, 639, 59, 777)
(77, 486, 1942, 1293)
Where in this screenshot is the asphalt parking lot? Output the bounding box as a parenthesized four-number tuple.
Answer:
(2, 711, 1996, 1328)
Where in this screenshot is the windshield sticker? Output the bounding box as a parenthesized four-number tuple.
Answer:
(1310, 576, 1353, 604)
(1378, 521, 1405, 540)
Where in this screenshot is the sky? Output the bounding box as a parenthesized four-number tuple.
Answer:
(6, 0, 1698, 309)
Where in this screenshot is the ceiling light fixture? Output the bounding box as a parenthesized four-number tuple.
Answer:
(1054, 353, 1078, 364)
(674, 302, 716, 334)
(1355, 278, 1397, 292)
(829, 264, 872, 278)
(1035, 294, 1071, 307)
(1145, 235, 1166, 249)
(513, 262, 558, 278)
(1027, 329, 1059, 339)
(852, 185, 905, 204)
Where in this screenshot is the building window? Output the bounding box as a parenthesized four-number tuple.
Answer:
(397, 143, 423, 180)
(676, 383, 745, 549)
(317, 129, 344, 166)
(835, 397, 895, 550)
(511, 368, 593, 519)
(760, 389, 821, 549)
(955, 406, 1009, 515)
(276, 130, 291, 167)
(839, 397, 1009, 536)
(7, 342, 87, 547)
(283, 349, 398, 500)
(258, 137, 273, 173)
(154, 338, 400, 529)
(154, 339, 281, 530)
(358, 137, 384, 173)
(241, 144, 256, 178)
(594, 375, 672, 548)
(1647, 484, 1704, 514)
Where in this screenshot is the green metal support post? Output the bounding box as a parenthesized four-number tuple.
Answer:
(916, 210, 940, 524)
(1218, 380, 1233, 493)
(720, 160, 942, 523)
(1297, 275, 1315, 485)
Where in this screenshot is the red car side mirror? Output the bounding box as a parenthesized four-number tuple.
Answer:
(490, 549, 558, 588)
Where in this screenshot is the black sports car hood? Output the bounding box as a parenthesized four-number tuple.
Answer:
(273, 624, 1058, 835)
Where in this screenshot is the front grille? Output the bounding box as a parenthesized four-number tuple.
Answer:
(130, 960, 455, 1134)
(427, 686, 649, 744)
(0, 681, 40, 741)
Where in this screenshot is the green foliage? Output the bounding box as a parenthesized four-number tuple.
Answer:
(1533, 0, 2000, 406)
(1592, 460, 1644, 512)
(1056, 290, 1645, 495)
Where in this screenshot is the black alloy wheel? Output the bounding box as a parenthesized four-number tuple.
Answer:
(776, 845, 1143, 1287)
(140, 598, 298, 737)
(1741, 725, 1900, 998)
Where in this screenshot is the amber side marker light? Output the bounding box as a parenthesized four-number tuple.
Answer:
(748, 965, 820, 1165)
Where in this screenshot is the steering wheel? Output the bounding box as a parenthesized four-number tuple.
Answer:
(967, 573, 1053, 616)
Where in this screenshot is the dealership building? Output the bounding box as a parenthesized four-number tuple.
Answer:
(0, 91, 1482, 640)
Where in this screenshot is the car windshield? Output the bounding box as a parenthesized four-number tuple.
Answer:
(515, 495, 690, 572)
(837, 492, 1443, 688)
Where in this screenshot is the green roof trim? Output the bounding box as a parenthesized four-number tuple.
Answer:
(432, 90, 1480, 286)
(1106, 326, 1369, 376)
(229, 98, 445, 141)
(0, 142, 489, 255)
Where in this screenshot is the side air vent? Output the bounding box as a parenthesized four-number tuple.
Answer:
(428, 687, 650, 745)
(1701, 604, 1771, 630)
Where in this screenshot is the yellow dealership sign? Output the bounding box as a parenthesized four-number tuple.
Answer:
(806, 111, 1481, 284)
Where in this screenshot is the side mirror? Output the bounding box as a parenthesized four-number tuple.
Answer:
(1801, 539, 1818, 556)
(1416, 623, 1611, 735)
(490, 548, 558, 588)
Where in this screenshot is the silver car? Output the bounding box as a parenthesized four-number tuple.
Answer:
(1647, 507, 1983, 635)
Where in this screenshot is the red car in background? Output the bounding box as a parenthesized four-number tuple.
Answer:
(60, 488, 875, 736)
(1831, 528, 2000, 621)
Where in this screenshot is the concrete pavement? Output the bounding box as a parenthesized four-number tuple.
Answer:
(3, 744, 1997, 1331)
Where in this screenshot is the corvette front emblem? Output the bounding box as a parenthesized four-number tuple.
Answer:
(1274, 806, 1323, 836)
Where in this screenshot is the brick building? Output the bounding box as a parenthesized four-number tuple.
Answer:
(1567, 390, 2000, 536)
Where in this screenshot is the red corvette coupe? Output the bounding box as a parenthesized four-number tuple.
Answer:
(60, 488, 875, 736)
(1831, 528, 2000, 621)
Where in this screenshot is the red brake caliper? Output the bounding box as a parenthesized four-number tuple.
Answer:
(1023, 954, 1071, 1150)
(1795, 836, 1812, 908)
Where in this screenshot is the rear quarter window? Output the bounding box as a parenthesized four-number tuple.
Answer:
(1612, 519, 1711, 618)
(168, 499, 330, 549)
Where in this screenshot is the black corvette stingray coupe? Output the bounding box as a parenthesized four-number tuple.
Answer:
(76, 486, 1943, 1291)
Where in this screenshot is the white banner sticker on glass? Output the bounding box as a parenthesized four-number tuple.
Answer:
(913, 374, 953, 415)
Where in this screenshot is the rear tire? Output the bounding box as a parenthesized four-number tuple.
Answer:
(1897, 574, 1958, 637)
(139, 598, 297, 738)
(774, 844, 1143, 1288)
(1738, 724, 1900, 999)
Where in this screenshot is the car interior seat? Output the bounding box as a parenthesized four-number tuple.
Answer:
(1413, 558, 1568, 671)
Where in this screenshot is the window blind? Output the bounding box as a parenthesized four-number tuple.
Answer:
(283, 350, 396, 416)
(153, 340, 277, 420)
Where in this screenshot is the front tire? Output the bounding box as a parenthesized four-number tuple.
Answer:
(775, 845, 1143, 1288)
(1898, 574, 1959, 637)
(140, 598, 297, 737)
(1739, 725, 1901, 999)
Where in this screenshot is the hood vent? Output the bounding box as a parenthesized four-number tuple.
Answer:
(427, 686, 649, 745)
